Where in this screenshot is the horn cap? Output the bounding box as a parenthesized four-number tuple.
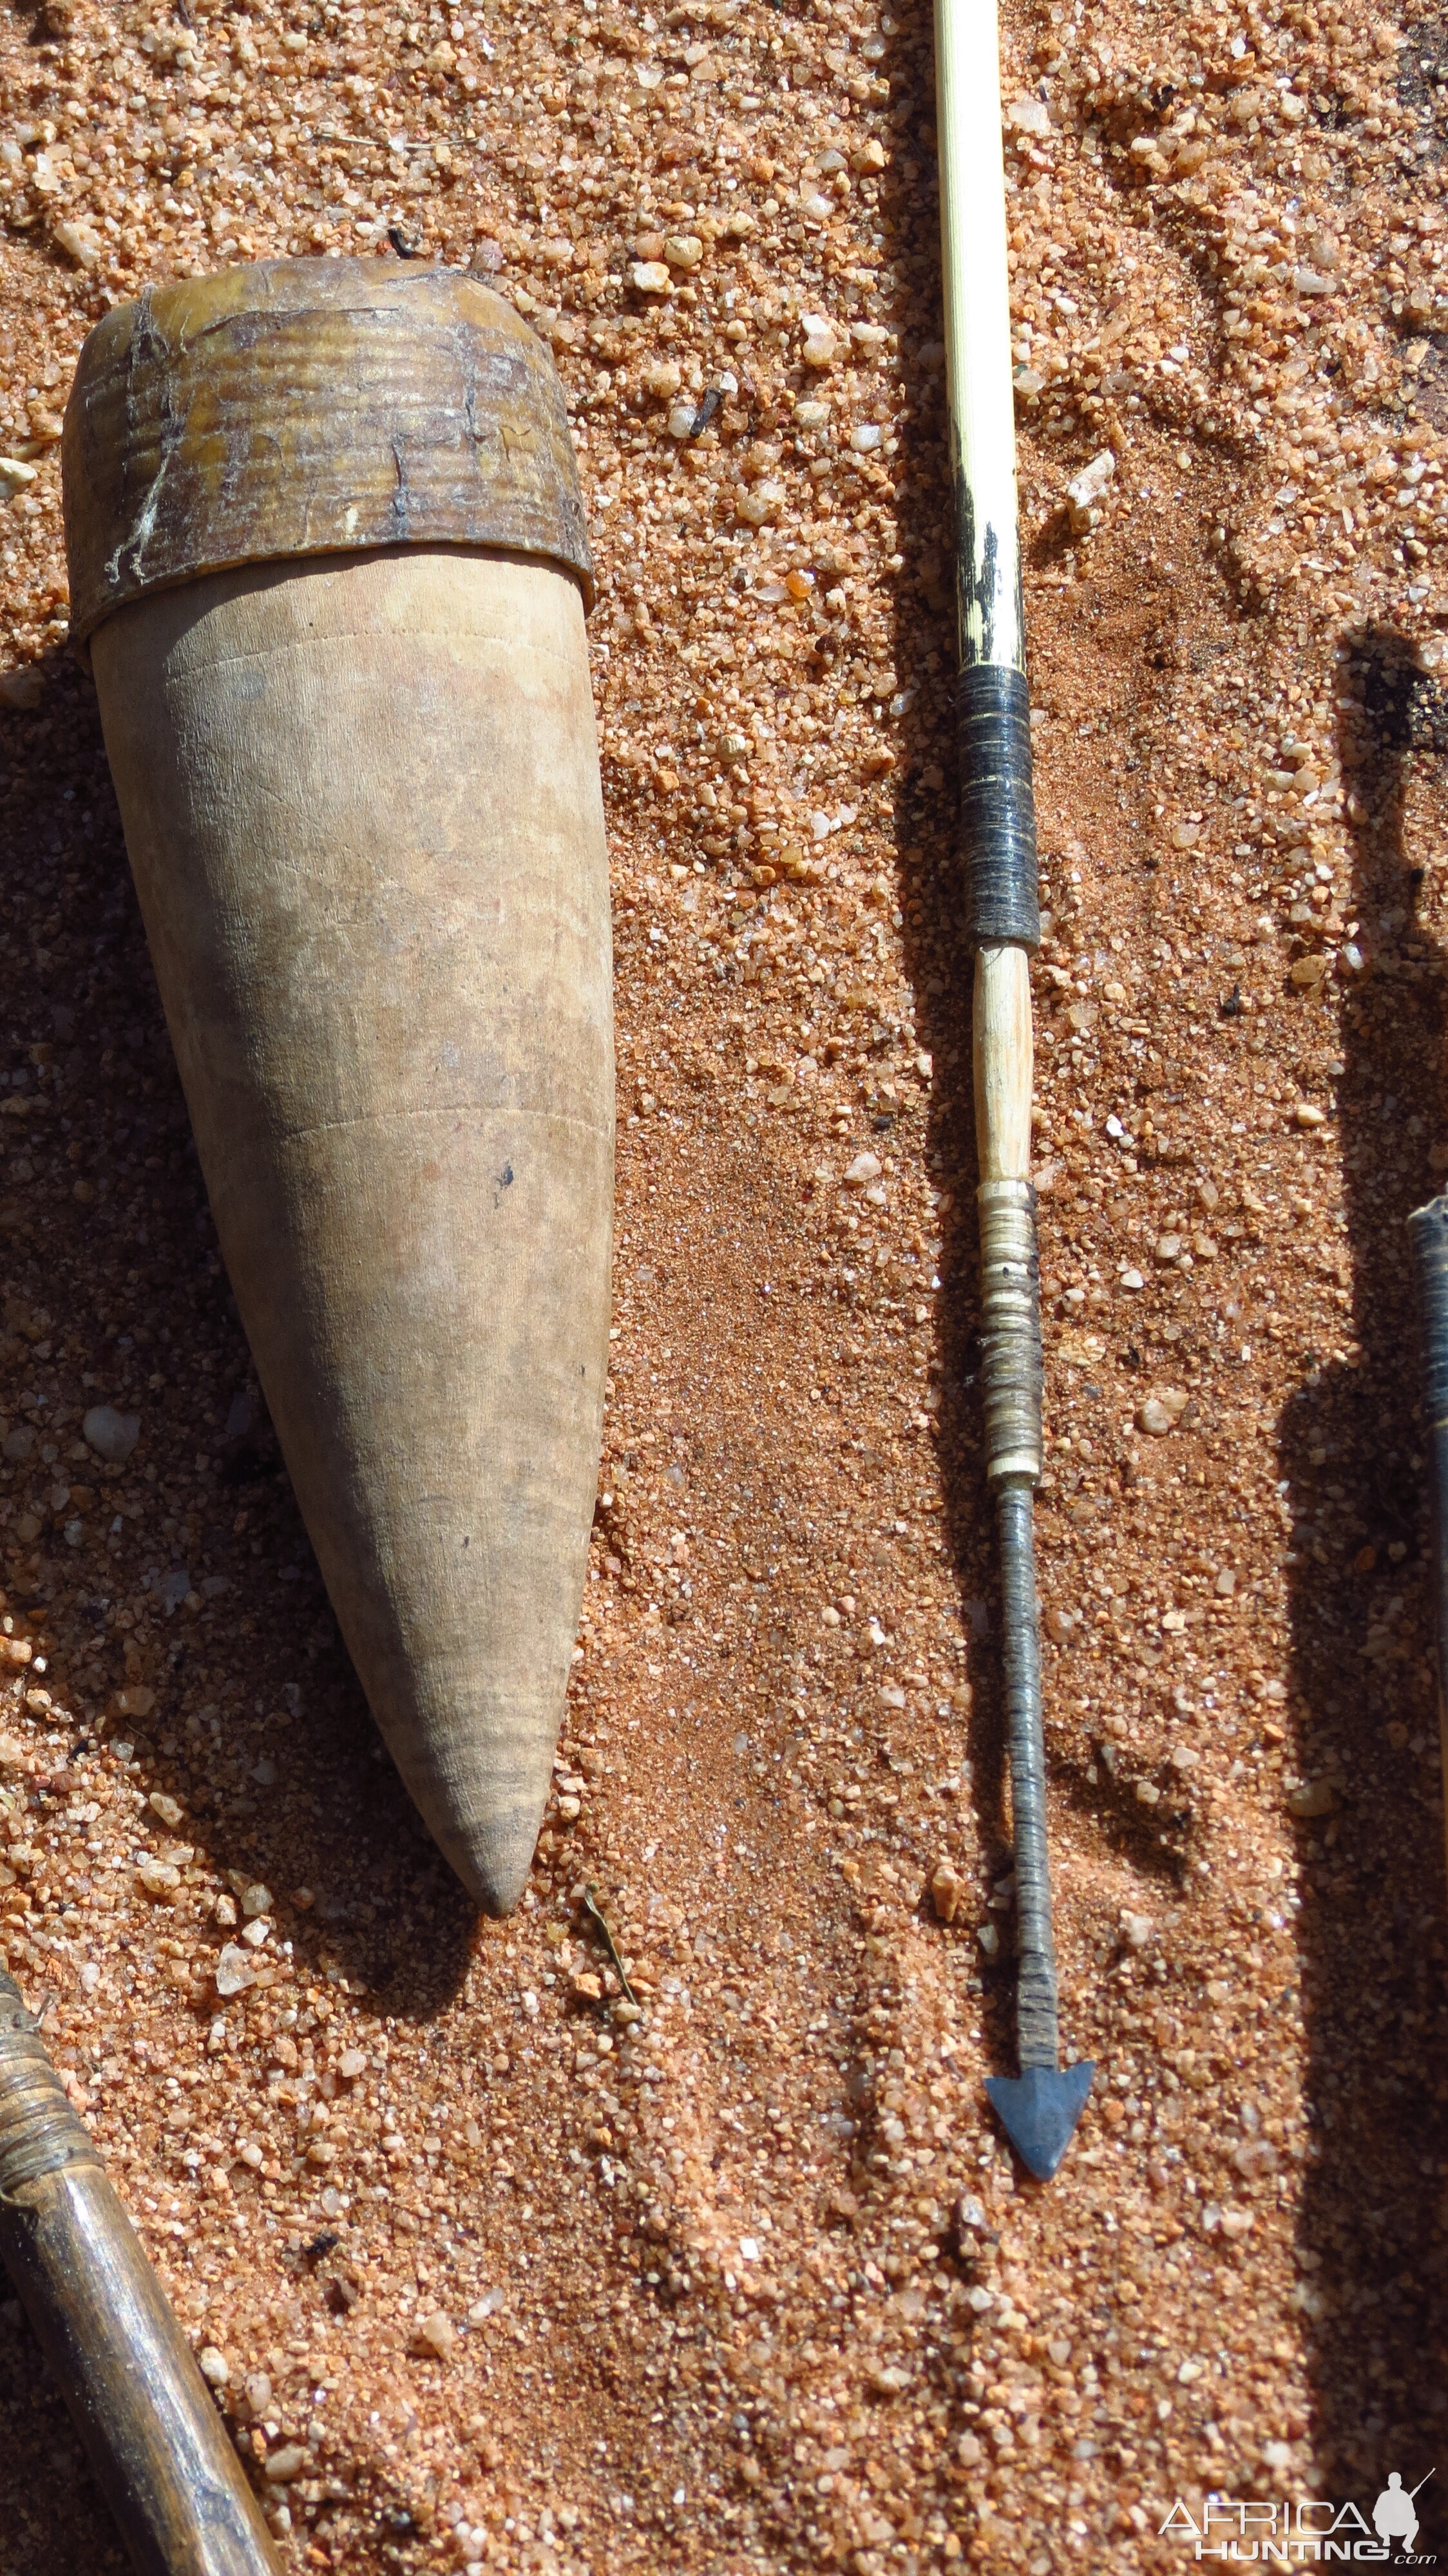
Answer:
(64, 256, 595, 645)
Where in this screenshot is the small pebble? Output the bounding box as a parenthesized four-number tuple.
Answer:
(52, 216, 102, 270)
(1287, 1779, 1337, 1819)
(801, 317, 838, 369)
(740, 480, 787, 527)
(412, 2310, 458, 2360)
(82, 1405, 140, 1463)
(215, 1944, 256, 1998)
(928, 1857, 963, 1924)
(1065, 448, 1116, 533)
(870, 2364, 911, 2398)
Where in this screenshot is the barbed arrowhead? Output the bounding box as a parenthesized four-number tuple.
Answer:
(984, 2061, 1094, 2181)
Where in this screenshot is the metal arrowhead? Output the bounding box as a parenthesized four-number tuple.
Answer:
(984, 2061, 1094, 2181)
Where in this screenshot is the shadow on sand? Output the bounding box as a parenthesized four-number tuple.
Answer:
(0, 642, 476, 2568)
(1274, 623, 1448, 2512)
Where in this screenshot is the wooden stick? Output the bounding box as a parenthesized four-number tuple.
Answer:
(0, 1969, 281, 2576)
(935, 0, 1092, 2181)
(1409, 1195, 1448, 1893)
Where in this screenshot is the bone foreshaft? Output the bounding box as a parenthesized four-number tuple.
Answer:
(974, 945, 1042, 1490)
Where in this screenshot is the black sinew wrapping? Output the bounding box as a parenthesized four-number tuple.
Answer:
(957, 662, 1040, 950)
(997, 1484, 1059, 2070)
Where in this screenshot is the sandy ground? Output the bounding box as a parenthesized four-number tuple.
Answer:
(0, 0, 1442, 2569)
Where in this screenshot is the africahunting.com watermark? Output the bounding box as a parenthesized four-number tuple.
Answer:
(1159, 2475, 1436, 2564)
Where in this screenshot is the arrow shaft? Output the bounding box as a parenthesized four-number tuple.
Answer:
(1409, 1194, 1448, 1897)
(973, 950, 1051, 2076)
(936, 0, 1022, 673)
(938, 0, 1065, 2090)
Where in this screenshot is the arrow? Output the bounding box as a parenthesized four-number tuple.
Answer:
(934, 0, 1092, 2178)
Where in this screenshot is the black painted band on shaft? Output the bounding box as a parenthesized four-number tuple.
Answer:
(957, 663, 1040, 951)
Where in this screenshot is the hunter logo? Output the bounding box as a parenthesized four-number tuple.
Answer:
(1158, 2474, 1438, 2564)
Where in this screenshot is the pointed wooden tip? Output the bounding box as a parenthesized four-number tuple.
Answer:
(437, 1801, 549, 1920)
(387, 1690, 564, 1920)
